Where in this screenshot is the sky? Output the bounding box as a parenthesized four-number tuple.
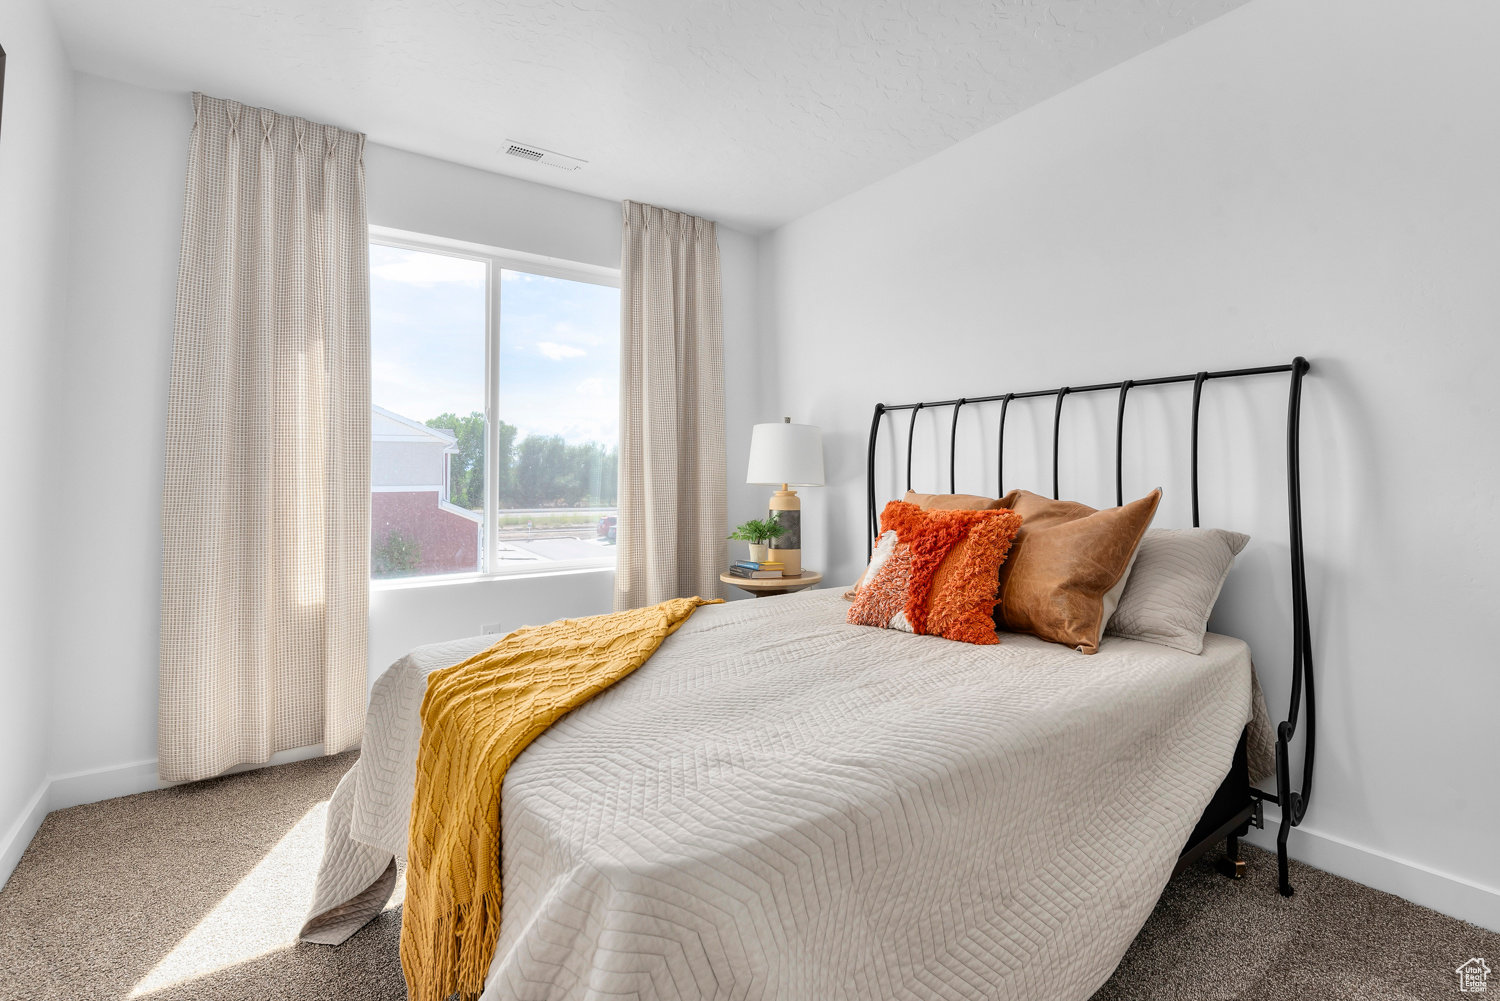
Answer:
(369, 244, 620, 445)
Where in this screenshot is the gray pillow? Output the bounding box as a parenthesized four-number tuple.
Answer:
(1105, 528, 1250, 654)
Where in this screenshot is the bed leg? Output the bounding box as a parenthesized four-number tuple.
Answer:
(1277, 820, 1294, 896)
(1214, 835, 1246, 880)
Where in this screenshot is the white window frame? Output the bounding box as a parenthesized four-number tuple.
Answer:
(368, 224, 622, 587)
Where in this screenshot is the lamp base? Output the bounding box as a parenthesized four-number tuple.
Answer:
(771, 550, 803, 576)
(768, 488, 802, 576)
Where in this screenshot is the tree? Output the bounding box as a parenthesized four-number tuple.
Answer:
(372, 529, 421, 577)
(427, 412, 619, 509)
(577, 441, 618, 506)
(495, 420, 518, 500)
(425, 412, 520, 510)
(513, 434, 571, 507)
(509, 436, 618, 507)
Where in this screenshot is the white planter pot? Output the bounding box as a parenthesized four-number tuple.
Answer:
(747, 544, 770, 564)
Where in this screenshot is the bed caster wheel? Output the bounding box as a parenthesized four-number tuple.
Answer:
(1215, 855, 1246, 880)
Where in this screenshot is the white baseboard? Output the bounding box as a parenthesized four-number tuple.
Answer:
(1244, 804, 1500, 933)
(0, 743, 328, 891)
(47, 758, 165, 812)
(0, 781, 50, 894)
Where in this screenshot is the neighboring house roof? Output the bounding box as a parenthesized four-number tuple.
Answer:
(373, 405, 458, 450)
(440, 499, 484, 524)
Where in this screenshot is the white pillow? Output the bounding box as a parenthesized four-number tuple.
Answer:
(1105, 528, 1250, 654)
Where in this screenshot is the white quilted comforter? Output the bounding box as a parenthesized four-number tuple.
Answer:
(304, 589, 1258, 1000)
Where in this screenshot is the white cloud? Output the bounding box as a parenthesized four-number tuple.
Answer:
(537, 341, 586, 360)
(549, 322, 602, 347)
(513, 415, 619, 446)
(372, 250, 484, 287)
(576, 377, 606, 397)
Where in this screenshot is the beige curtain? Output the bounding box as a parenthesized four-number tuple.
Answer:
(614, 201, 726, 610)
(159, 94, 370, 783)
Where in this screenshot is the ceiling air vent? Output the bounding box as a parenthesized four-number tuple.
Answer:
(504, 141, 587, 171)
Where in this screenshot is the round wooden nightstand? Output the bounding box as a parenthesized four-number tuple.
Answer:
(720, 570, 823, 598)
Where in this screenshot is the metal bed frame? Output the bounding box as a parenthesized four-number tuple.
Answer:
(864, 357, 1314, 896)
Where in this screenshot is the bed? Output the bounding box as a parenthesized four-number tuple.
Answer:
(304, 357, 1316, 1000)
(305, 588, 1272, 999)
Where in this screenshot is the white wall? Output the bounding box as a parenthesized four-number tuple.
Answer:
(759, 0, 1500, 929)
(368, 568, 616, 679)
(25, 80, 763, 849)
(365, 143, 620, 271)
(721, 218, 771, 590)
(0, 0, 77, 885)
(48, 74, 190, 788)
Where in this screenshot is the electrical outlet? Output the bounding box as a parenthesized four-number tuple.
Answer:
(481, 623, 504, 635)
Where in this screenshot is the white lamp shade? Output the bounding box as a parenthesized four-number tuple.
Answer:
(746, 422, 824, 486)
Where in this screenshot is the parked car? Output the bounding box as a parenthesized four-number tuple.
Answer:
(597, 515, 617, 544)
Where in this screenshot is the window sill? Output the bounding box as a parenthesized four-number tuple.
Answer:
(370, 561, 614, 592)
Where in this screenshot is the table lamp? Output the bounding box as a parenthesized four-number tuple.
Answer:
(746, 418, 824, 576)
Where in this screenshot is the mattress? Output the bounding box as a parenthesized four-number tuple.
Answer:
(305, 588, 1260, 1000)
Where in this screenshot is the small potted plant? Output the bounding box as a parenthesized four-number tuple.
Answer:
(728, 515, 786, 564)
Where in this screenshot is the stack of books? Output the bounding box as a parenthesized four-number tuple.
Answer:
(728, 560, 784, 579)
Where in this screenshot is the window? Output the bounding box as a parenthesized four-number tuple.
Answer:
(368, 227, 621, 580)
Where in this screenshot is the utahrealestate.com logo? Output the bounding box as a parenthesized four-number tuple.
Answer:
(1458, 958, 1491, 993)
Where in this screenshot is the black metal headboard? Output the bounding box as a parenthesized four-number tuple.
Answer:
(865, 357, 1313, 896)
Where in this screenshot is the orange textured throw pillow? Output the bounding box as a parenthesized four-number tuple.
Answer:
(845, 490, 1016, 600)
(848, 500, 1023, 644)
(996, 489, 1161, 654)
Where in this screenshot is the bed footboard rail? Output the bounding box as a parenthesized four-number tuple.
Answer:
(867, 356, 1316, 896)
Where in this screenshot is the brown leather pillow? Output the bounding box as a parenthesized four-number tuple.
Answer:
(846, 490, 1016, 599)
(996, 488, 1161, 654)
(903, 490, 1014, 511)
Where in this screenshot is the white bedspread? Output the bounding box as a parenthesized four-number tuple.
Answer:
(304, 589, 1259, 1000)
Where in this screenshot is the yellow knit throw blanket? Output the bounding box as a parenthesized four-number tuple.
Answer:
(400, 597, 721, 1001)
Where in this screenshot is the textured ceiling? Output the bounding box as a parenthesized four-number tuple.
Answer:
(48, 0, 1250, 232)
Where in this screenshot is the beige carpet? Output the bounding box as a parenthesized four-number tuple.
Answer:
(0, 752, 1494, 999)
